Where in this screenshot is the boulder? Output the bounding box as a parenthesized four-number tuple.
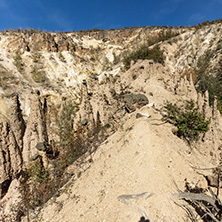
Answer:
(123, 94, 149, 113)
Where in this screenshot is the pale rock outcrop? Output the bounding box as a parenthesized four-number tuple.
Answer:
(0, 172, 25, 222)
(174, 75, 198, 100)
(0, 117, 23, 184)
(0, 94, 26, 187)
(202, 91, 212, 118)
(88, 75, 124, 127)
(78, 75, 127, 133)
(10, 93, 26, 149)
(77, 80, 95, 131)
(0, 94, 25, 201)
(22, 92, 48, 168)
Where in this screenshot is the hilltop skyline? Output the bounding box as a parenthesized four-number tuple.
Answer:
(0, 0, 221, 32)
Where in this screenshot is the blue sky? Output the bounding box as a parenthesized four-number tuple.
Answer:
(0, 0, 221, 32)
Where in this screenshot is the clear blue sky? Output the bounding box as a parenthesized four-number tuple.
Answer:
(0, 0, 221, 32)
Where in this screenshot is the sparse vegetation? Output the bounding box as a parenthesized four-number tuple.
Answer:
(0, 71, 16, 89)
(102, 58, 113, 71)
(113, 52, 120, 65)
(19, 102, 83, 212)
(32, 53, 41, 63)
(195, 50, 222, 112)
(147, 29, 180, 46)
(56, 101, 84, 168)
(164, 100, 210, 143)
(28, 158, 49, 183)
(31, 69, 49, 83)
(194, 19, 222, 31)
(13, 54, 23, 72)
(19, 158, 54, 216)
(2, 20, 222, 222)
(123, 45, 165, 70)
(52, 99, 108, 184)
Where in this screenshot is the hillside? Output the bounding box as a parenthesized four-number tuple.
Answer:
(1, 21, 222, 221)
(26, 60, 222, 222)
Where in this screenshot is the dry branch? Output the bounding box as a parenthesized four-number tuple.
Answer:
(172, 192, 218, 208)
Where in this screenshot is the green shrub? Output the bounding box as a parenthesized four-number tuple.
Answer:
(13, 54, 23, 72)
(32, 70, 48, 83)
(56, 100, 106, 169)
(216, 42, 222, 51)
(123, 45, 165, 70)
(164, 100, 210, 143)
(23, 161, 53, 209)
(28, 158, 49, 183)
(102, 58, 113, 71)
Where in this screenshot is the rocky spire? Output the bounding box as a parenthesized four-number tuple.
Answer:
(10, 93, 26, 150)
(22, 91, 48, 168)
(78, 79, 95, 131)
(0, 116, 23, 185)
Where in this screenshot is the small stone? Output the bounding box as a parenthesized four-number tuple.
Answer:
(110, 88, 116, 96)
(171, 127, 178, 134)
(123, 93, 149, 113)
(88, 92, 93, 96)
(81, 118, 88, 126)
(62, 97, 67, 101)
(36, 142, 47, 151)
(140, 111, 151, 118)
(34, 89, 40, 95)
(136, 113, 143, 119)
(89, 74, 98, 80)
(147, 103, 154, 107)
(30, 153, 39, 161)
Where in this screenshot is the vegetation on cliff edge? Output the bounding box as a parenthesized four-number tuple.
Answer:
(164, 100, 210, 143)
(123, 45, 165, 70)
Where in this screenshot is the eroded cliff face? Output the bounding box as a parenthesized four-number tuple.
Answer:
(0, 94, 24, 188)
(22, 92, 48, 168)
(0, 23, 222, 221)
(0, 117, 22, 185)
(19, 60, 222, 222)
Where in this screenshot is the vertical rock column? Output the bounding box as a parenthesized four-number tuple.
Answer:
(0, 118, 23, 186)
(0, 93, 25, 195)
(22, 92, 49, 168)
(78, 80, 95, 131)
(10, 93, 26, 150)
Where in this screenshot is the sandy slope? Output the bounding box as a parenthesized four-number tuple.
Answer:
(36, 106, 213, 222)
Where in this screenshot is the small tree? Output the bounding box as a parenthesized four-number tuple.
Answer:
(164, 100, 210, 144)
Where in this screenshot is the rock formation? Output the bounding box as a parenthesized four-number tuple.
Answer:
(0, 94, 24, 196)
(22, 91, 48, 168)
(0, 22, 222, 221)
